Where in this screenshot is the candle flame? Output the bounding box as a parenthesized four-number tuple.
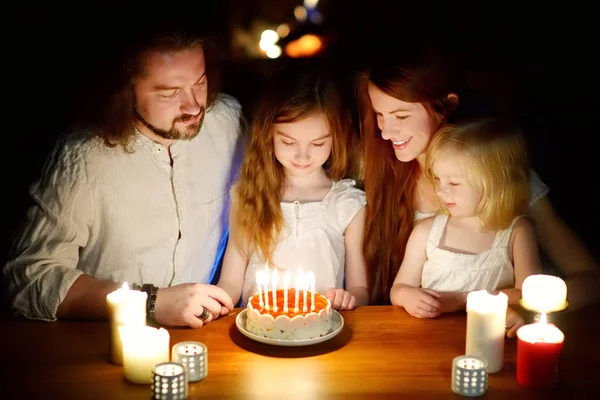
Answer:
(272, 268, 279, 289)
(539, 312, 547, 325)
(295, 269, 303, 290)
(307, 271, 316, 285)
(122, 282, 130, 290)
(284, 270, 291, 289)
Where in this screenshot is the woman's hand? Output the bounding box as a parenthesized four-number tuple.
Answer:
(505, 306, 526, 338)
(325, 288, 357, 310)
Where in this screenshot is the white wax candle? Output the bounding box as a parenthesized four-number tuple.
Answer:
(106, 283, 147, 365)
(256, 270, 264, 308)
(119, 325, 170, 384)
(283, 270, 290, 313)
(272, 269, 279, 312)
(263, 268, 270, 310)
(294, 270, 302, 313)
(521, 274, 567, 313)
(308, 271, 316, 312)
(465, 290, 508, 373)
(302, 276, 308, 313)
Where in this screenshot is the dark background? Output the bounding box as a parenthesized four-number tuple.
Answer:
(3, 0, 598, 263)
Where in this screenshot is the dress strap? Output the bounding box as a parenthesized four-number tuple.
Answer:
(492, 216, 524, 248)
(428, 214, 449, 247)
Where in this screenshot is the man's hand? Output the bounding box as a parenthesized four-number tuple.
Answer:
(154, 283, 234, 328)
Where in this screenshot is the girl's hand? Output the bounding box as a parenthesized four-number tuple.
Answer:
(505, 306, 526, 338)
(325, 288, 356, 310)
(437, 291, 468, 313)
(401, 287, 441, 318)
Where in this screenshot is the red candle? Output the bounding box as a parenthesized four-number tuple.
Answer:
(516, 321, 564, 389)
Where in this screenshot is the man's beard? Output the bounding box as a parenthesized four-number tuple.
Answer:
(134, 108, 205, 141)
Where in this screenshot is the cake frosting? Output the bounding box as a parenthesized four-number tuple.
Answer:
(246, 288, 332, 340)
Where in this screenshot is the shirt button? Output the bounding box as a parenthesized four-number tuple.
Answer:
(157, 148, 162, 152)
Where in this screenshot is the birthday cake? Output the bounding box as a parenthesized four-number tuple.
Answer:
(246, 288, 332, 340)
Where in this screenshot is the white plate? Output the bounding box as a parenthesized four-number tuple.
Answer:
(235, 309, 344, 347)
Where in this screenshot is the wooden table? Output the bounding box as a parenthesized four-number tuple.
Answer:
(2, 305, 598, 399)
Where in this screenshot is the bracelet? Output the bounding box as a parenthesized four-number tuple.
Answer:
(140, 284, 159, 321)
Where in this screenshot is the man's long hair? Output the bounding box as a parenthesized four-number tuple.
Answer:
(77, 25, 221, 150)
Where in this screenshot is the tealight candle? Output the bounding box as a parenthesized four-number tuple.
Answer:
(465, 290, 508, 373)
(516, 314, 565, 389)
(106, 282, 147, 365)
(152, 362, 187, 399)
(119, 325, 170, 384)
(521, 274, 568, 313)
(171, 341, 208, 382)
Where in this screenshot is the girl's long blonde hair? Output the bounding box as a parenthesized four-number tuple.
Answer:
(234, 64, 356, 263)
(425, 118, 531, 230)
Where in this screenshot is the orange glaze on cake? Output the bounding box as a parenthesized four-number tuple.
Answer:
(249, 288, 328, 318)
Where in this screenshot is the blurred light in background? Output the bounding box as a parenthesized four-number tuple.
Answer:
(259, 29, 282, 58)
(294, 6, 307, 21)
(277, 23, 290, 38)
(284, 34, 323, 58)
(303, 0, 319, 8)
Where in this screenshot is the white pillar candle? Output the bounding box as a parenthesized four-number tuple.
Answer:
(106, 283, 147, 365)
(119, 325, 170, 384)
(521, 274, 567, 313)
(271, 269, 279, 312)
(283, 270, 290, 313)
(465, 290, 508, 374)
(308, 271, 316, 312)
(256, 270, 264, 308)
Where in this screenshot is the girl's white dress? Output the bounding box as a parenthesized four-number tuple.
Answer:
(240, 179, 366, 306)
(421, 214, 523, 292)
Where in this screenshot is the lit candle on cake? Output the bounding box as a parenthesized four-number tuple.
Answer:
(106, 282, 147, 365)
(308, 271, 316, 312)
(294, 269, 302, 313)
(302, 273, 309, 313)
(256, 270, 264, 308)
(119, 325, 170, 384)
(465, 290, 508, 374)
(271, 268, 279, 312)
(283, 270, 290, 313)
(263, 268, 270, 310)
(521, 274, 568, 313)
(516, 313, 565, 388)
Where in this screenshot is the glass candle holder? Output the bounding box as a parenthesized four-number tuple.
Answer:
(171, 341, 208, 382)
(452, 355, 488, 397)
(151, 362, 187, 400)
